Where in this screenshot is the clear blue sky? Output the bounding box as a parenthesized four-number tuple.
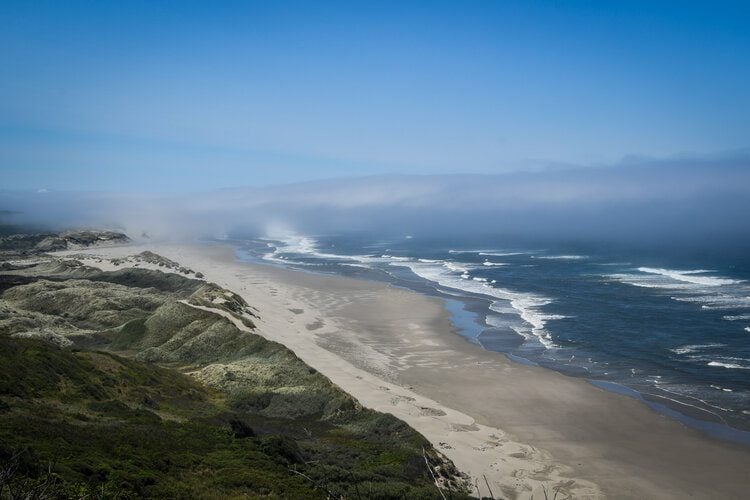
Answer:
(1, 0, 748, 192)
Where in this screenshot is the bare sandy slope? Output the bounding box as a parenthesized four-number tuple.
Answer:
(62, 244, 750, 499)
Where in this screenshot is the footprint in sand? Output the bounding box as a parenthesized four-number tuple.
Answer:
(418, 406, 447, 417)
(509, 449, 532, 460)
(306, 319, 324, 330)
(473, 440, 503, 452)
(449, 422, 480, 432)
(288, 308, 304, 315)
(389, 395, 417, 405)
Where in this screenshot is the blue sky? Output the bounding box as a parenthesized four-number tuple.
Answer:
(1, 0, 748, 192)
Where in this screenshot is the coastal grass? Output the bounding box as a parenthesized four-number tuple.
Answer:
(0, 255, 469, 498)
(0, 337, 460, 498)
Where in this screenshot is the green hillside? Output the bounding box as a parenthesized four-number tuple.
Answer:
(0, 253, 469, 499)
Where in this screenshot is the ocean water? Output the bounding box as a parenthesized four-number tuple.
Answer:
(228, 232, 750, 440)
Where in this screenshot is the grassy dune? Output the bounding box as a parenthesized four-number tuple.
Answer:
(0, 254, 469, 499)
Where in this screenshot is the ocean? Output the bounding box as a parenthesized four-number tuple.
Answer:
(227, 231, 750, 441)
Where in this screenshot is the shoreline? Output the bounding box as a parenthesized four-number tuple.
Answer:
(236, 244, 750, 442)
(63, 243, 750, 499)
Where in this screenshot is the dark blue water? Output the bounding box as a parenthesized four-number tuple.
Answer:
(228, 232, 750, 439)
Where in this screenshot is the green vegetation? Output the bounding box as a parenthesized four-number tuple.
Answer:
(187, 283, 259, 329)
(0, 250, 469, 498)
(0, 230, 129, 257)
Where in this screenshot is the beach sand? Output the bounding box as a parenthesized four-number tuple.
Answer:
(63, 244, 750, 499)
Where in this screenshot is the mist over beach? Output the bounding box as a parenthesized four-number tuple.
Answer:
(4, 151, 750, 249)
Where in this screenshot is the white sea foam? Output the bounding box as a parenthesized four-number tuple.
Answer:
(482, 261, 507, 267)
(673, 294, 750, 310)
(723, 314, 750, 321)
(670, 343, 726, 355)
(380, 255, 410, 262)
(533, 255, 588, 260)
(449, 249, 489, 254)
(449, 249, 529, 256)
(393, 259, 560, 348)
(637, 267, 741, 286)
(607, 273, 694, 290)
(488, 299, 562, 348)
(260, 247, 306, 265)
(607, 268, 740, 289)
(260, 233, 345, 263)
(710, 384, 734, 392)
(606, 266, 750, 318)
(699, 355, 750, 371)
(263, 234, 416, 269)
(443, 262, 470, 274)
(260, 234, 317, 255)
(708, 361, 750, 370)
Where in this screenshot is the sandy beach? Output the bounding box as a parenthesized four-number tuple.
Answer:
(64, 243, 750, 499)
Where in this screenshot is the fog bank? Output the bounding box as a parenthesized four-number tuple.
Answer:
(2, 153, 749, 250)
